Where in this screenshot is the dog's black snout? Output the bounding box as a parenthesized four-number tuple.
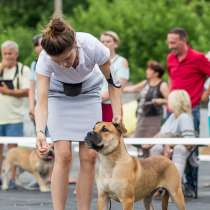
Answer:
(85, 132, 94, 142)
(86, 131, 93, 137)
(48, 150, 54, 156)
(85, 131, 104, 151)
(85, 131, 99, 142)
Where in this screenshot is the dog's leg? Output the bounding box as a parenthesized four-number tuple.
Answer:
(143, 196, 154, 210)
(121, 197, 134, 210)
(162, 190, 169, 210)
(170, 187, 186, 210)
(97, 192, 108, 210)
(33, 172, 50, 192)
(1, 160, 12, 190)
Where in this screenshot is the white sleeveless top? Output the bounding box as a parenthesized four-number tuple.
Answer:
(36, 32, 110, 84)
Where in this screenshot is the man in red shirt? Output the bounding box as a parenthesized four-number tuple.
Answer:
(167, 27, 210, 136)
(167, 27, 210, 198)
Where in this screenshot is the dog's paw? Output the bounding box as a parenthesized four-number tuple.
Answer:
(40, 186, 51, 192)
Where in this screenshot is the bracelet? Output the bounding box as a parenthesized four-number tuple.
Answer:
(36, 130, 45, 135)
(107, 73, 121, 88)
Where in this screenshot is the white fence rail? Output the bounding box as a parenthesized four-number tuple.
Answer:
(1, 137, 210, 161)
(0, 137, 210, 147)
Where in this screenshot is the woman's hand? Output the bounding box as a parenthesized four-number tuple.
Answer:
(0, 60, 8, 70)
(112, 115, 122, 125)
(36, 131, 49, 156)
(0, 83, 10, 95)
(100, 61, 122, 123)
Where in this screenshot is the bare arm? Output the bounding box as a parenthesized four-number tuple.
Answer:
(120, 58, 129, 87)
(201, 82, 210, 102)
(101, 78, 129, 102)
(29, 80, 36, 119)
(152, 81, 169, 105)
(35, 74, 49, 133)
(123, 81, 146, 93)
(35, 74, 50, 154)
(160, 82, 169, 99)
(100, 61, 122, 123)
(101, 90, 109, 102)
(0, 86, 28, 97)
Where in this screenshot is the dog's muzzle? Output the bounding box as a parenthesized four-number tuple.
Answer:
(85, 131, 104, 151)
(43, 150, 54, 161)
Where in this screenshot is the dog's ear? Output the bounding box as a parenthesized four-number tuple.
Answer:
(93, 121, 102, 129)
(113, 122, 127, 135)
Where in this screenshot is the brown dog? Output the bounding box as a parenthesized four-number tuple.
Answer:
(1, 146, 54, 192)
(85, 122, 186, 210)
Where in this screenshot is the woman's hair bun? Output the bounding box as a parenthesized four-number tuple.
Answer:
(42, 17, 75, 56)
(50, 18, 66, 35)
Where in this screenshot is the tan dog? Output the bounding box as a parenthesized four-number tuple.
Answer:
(1, 146, 54, 192)
(85, 122, 186, 210)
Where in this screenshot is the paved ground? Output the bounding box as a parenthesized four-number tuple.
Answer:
(1, 132, 210, 210)
(0, 160, 210, 210)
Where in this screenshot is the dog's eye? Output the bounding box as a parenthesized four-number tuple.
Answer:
(101, 126, 109, 132)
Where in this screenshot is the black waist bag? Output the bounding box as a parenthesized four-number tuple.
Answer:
(63, 82, 82, 96)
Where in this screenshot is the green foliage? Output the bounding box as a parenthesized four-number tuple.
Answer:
(0, 0, 51, 65)
(0, 0, 87, 28)
(69, 0, 210, 82)
(1, 0, 210, 80)
(0, 0, 53, 28)
(0, 0, 87, 66)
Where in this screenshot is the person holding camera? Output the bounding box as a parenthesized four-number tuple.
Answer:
(0, 40, 30, 188)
